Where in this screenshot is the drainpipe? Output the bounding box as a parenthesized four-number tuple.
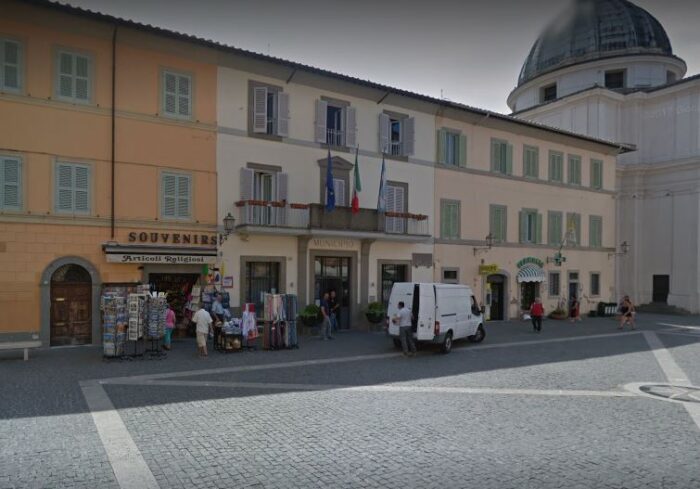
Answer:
(110, 25, 117, 239)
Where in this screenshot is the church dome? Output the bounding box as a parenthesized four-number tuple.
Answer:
(518, 0, 674, 87)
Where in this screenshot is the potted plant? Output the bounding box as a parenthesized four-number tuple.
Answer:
(548, 307, 568, 320)
(299, 304, 321, 327)
(365, 302, 385, 324)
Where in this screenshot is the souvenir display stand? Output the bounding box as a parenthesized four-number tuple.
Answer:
(145, 294, 168, 359)
(262, 294, 299, 350)
(102, 295, 127, 359)
(126, 293, 148, 358)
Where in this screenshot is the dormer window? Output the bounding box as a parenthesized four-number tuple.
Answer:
(541, 83, 557, 102)
(604, 70, 626, 89)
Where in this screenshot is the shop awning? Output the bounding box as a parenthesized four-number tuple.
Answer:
(102, 243, 217, 264)
(517, 264, 546, 283)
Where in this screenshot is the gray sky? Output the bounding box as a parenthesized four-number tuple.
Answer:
(65, 0, 699, 114)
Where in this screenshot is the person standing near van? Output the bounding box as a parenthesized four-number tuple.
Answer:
(320, 292, 334, 340)
(393, 301, 416, 357)
(530, 298, 544, 333)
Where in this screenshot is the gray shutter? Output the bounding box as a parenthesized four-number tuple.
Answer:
(334, 179, 346, 207)
(240, 168, 254, 201)
(458, 134, 467, 168)
(490, 140, 499, 172)
(58, 52, 73, 98)
(56, 164, 74, 212)
(506, 143, 513, 175)
(276, 91, 289, 137)
(74, 54, 89, 101)
(162, 174, 176, 217)
(253, 86, 268, 133)
(3, 40, 20, 89)
(315, 100, 327, 143)
(386, 184, 396, 232)
(164, 72, 177, 114)
(177, 74, 191, 116)
(436, 130, 446, 164)
(379, 113, 390, 153)
(402, 117, 415, 156)
(276, 172, 289, 201)
(74, 165, 90, 213)
(177, 175, 190, 218)
(1, 157, 21, 209)
(345, 106, 357, 148)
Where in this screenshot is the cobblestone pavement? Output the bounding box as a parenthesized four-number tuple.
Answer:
(1, 314, 700, 488)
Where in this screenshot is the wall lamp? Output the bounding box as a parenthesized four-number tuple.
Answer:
(473, 233, 495, 256)
(219, 213, 236, 243)
(608, 241, 630, 258)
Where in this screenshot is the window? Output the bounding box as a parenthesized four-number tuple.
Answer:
(566, 212, 581, 246)
(161, 172, 191, 219)
(442, 268, 459, 284)
(549, 151, 564, 182)
(245, 261, 280, 311)
(440, 200, 460, 239)
(385, 182, 407, 234)
(55, 162, 90, 214)
(379, 113, 415, 156)
(315, 100, 357, 148)
(589, 215, 603, 248)
(590, 273, 601, 296)
(605, 70, 626, 89)
(519, 209, 541, 244)
(0, 155, 22, 210)
(56, 50, 91, 102)
(541, 83, 557, 102)
(590, 159, 603, 189)
(491, 138, 512, 175)
(489, 205, 507, 243)
(381, 264, 408, 305)
(251, 83, 289, 137)
(327, 104, 344, 146)
(437, 129, 466, 167)
(1, 38, 21, 92)
(547, 211, 563, 246)
(568, 155, 581, 185)
(523, 145, 539, 178)
(162, 70, 192, 119)
(548, 272, 560, 296)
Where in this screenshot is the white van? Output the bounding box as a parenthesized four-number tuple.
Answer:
(386, 282, 485, 353)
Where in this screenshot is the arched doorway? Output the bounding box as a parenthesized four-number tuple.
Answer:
(50, 264, 92, 346)
(487, 273, 508, 320)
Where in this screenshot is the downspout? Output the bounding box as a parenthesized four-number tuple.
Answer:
(111, 24, 117, 238)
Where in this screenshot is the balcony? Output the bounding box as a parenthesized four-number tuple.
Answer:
(235, 201, 430, 241)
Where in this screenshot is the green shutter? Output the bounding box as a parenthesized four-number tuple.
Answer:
(490, 140, 499, 172)
(440, 202, 448, 238)
(519, 210, 526, 243)
(535, 212, 542, 244)
(548, 212, 562, 246)
(436, 130, 445, 164)
(506, 144, 513, 175)
(591, 159, 603, 189)
(458, 134, 467, 168)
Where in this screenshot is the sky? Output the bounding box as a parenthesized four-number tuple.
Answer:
(63, 0, 700, 114)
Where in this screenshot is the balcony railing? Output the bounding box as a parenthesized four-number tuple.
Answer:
(389, 141, 403, 156)
(236, 201, 429, 238)
(326, 128, 345, 147)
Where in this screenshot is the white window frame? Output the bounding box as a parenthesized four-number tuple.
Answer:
(0, 37, 23, 93)
(160, 171, 192, 220)
(0, 154, 22, 211)
(326, 103, 345, 147)
(161, 69, 193, 120)
(442, 268, 459, 284)
(55, 48, 93, 104)
(54, 161, 91, 215)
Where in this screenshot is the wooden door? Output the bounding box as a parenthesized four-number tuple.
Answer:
(50, 283, 92, 346)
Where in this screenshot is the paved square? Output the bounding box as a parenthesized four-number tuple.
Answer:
(1, 315, 700, 488)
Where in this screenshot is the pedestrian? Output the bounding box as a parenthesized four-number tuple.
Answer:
(393, 301, 416, 357)
(192, 303, 213, 357)
(530, 297, 544, 333)
(570, 296, 581, 323)
(320, 292, 333, 340)
(163, 303, 176, 350)
(329, 289, 340, 332)
(618, 295, 636, 330)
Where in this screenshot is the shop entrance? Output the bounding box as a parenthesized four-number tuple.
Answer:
(520, 282, 540, 310)
(148, 273, 200, 332)
(50, 264, 92, 346)
(487, 274, 506, 320)
(314, 256, 351, 330)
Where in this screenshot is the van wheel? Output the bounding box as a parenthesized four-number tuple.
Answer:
(468, 325, 486, 343)
(393, 339, 402, 349)
(441, 332, 453, 354)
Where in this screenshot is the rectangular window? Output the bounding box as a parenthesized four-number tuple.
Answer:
(605, 70, 626, 89)
(1, 38, 22, 92)
(0, 155, 22, 210)
(589, 215, 603, 248)
(381, 264, 408, 305)
(523, 145, 539, 178)
(440, 200, 460, 239)
(379, 113, 414, 156)
(590, 159, 603, 189)
(568, 155, 581, 185)
(251, 83, 290, 137)
(519, 209, 541, 244)
(489, 204, 507, 243)
(385, 182, 407, 234)
(162, 70, 192, 119)
(547, 211, 563, 246)
(327, 104, 345, 146)
(245, 261, 280, 312)
(548, 272, 560, 296)
(437, 129, 466, 167)
(56, 50, 91, 102)
(590, 272, 601, 296)
(491, 138, 512, 175)
(566, 212, 581, 246)
(541, 83, 557, 102)
(549, 151, 564, 182)
(161, 172, 191, 219)
(55, 162, 90, 214)
(442, 268, 459, 284)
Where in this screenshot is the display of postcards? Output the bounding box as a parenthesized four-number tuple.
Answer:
(103, 343, 115, 356)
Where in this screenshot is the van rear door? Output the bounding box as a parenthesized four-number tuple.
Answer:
(387, 283, 413, 336)
(416, 283, 436, 341)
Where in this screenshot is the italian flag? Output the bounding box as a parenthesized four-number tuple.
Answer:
(351, 147, 362, 214)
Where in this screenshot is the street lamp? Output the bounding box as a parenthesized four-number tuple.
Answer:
(608, 241, 630, 258)
(220, 213, 236, 243)
(473, 233, 495, 256)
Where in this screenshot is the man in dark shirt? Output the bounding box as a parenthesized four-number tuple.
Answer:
(329, 289, 340, 332)
(320, 292, 333, 340)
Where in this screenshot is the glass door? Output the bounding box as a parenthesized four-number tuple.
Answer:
(314, 257, 351, 330)
(380, 264, 407, 305)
